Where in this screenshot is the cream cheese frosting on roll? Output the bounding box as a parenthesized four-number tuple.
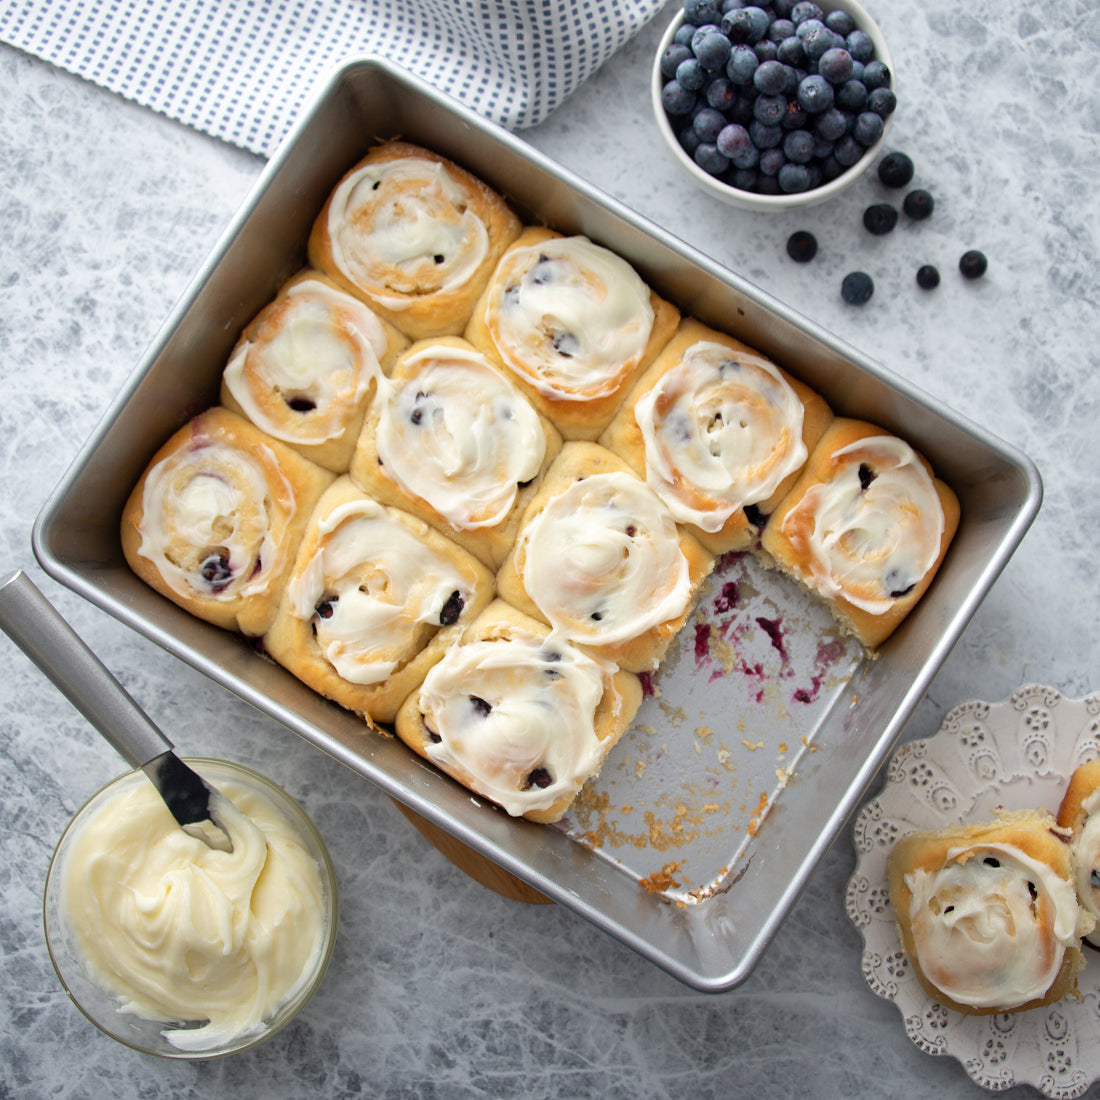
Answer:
(137, 438, 294, 602)
(373, 344, 546, 528)
(517, 471, 691, 645)
(778, 435, 944, 614)
(486, 236, 655, 400)
(288, 499, 476, 685)
(222, 277, 389, 446)
(903, 842, 1081, 1011)
(60, 773, 326, 1053)
(325, 157, 490, 311)
(633, 341, 807, 531)
(416, 627, 618, 818)
(1070, 788, 1100, 945)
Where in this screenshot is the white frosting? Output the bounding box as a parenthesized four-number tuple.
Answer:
(222, 277, 389, 445)
(417, 626, 616, 817)
(779, 435, 945, 614)
(904, 842, 1080, 1010)
(485, 236, 655, 400)
(288, 498, 474, 685)
(1070, 787, 1100, 945)
(516, 471, 691, 648)
(373, 344, 546, 529)
(634, 340, 807, 532)
(60, 773, 326, 1052)
(326, 157, 489, 310)
(137, 437, 293, 601)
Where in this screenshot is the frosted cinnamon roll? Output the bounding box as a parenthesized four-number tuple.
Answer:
(394, 600, 643, 823)
(759, 419, 960, 648)
(496, 443, 713, 672)
(264, 477, 493, 725)
(349, 337, 562, 568)
(600, 318, 833, 553)
(465, 227, 679, 440)
(308, 141, 521, 340)
(1057, 759, 1100, 947)
(220, 270, 407, 473)
(887, 810, 1091, 1015)
(121, 407, 334, 636)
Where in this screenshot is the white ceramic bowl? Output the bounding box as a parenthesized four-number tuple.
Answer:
(43, 758, 338, 1059)
(652, 0, 895, 210)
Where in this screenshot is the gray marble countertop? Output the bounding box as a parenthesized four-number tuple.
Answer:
(2, 2, 1099, 1097)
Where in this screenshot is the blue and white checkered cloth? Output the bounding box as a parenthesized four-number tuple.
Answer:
(0, 0, 666, 157)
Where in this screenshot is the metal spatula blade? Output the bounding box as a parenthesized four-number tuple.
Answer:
(0, 569, 233, 852)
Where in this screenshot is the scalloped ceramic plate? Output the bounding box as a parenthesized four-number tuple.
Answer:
(846, 684, 1100, 1097)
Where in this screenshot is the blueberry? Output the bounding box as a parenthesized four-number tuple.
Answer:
(867, 86, 897, 117)
(683, 0, 720, 22)
(717, 123, 760, 168)
(874, 153, 911, 191)
(469, 695, 492, 716)
(660, 43, 692, 79)
(693, 106, 728, 142)
(694, 142, 731, 176)
(778, 162, 812, 192)
(916, 265, 940, 289)
(693, 25, 733, 70)
(753, 39, 779, 63)
(753, 93, 787, 125)
(791, 1, 823, 25)
(731, 166, 760, 191)
(439, 590, 465, 626)
(800, 22, 842, 62)
(814, 106, 848, 141)
(705, 76, 737, 110)
(797, 73, 834, 113)
(759, 146, 787, 176)
(767, 18, 796, 43)
(835, 78, 868, 112)
(676, 57, 707, 91)
(754, 59, 789, 94)
(818, 47, 853, 84)
(903, 188, 934, 219)
(750, 119, 784, 148)
(959, 250, 988, 279)
(776, 35, 806, 66)
(834, 134, 865, 167)
(781, 99, 808, 130)
(786, 230, 818, 262)
(674, 23, 697, 46)
(841, 271, 874, 304)
(723, 5, 770, 44)
(677, 125, 702, 155)
(824, 9, 856, 36)
(863, 203, 898, 235)
(726, 44, 760, 85)
(662, 80, 697, 115)
(783, 128, 815, 163)
(862, 59, 891, 89)
(846, 29, 875, 62)
(200, 553, 233, 591)
(812, 134, 835, 158)
(525, 766, 553, 790)
(853, 111, 884, 146)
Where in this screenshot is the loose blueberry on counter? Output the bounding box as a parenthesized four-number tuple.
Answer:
(903, 188, 934, 220)
(863, 203, 897, 235)
(841, 271, 874, 305)
(786, 230, 818, 262)
(959, 250, 989, 279)
(877, 151, 914, 187)
(916, 265, 941, 289)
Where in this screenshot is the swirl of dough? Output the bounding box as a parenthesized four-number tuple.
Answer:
(485, 236, 655, 400)
(634, 340, 808, 531)
(517, 472, 691, 645)
(374, 344, 546, 528)
(287, 499, 476, 685)
(137, 436, 294, 602)
(417, 628, 613, 818)
(904, 842, 1081, 1010)
(222, 276, 389, 446)
(325, 158, 490, 311)
(777, 435, 945, 614)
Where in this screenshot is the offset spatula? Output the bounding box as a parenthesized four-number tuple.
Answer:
(0, 569, 233, 852)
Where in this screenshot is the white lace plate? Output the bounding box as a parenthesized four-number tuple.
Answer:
(845, 683, 1100, 1097)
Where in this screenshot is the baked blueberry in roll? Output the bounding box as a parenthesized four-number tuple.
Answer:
(496, 442, 713, 673)
(220, 269, 408, 473)
(1057, 758, 1100, 947)
(600, 317, 833, 554)
(759, 418, 960, 648)
(465, 227, 679, 440)
(308, 141, 521, 340)
(263, 477, 494, 725)
(348, 336, 562, 569)
(121, 407, 335, 636)
(887, 810, 1093, 1015)
(394, 599, 643, 823)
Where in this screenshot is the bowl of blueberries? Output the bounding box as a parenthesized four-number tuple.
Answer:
(654, 0, 896, 209)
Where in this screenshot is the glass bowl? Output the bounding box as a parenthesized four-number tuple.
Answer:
(652, 0, 895, 210)
(43, 757, 338, 1059)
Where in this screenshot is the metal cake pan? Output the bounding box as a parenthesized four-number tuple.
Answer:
(33, 58, 1041, 992)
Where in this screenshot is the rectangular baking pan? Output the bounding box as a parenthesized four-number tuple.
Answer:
(33, 57, 1041, 992)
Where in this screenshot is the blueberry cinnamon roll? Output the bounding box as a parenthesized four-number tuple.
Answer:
(1057, 759, 1100, 947)
(394, 600, 642, 823)
(264, 477, 494, 725)
(120, 407, 334, 636)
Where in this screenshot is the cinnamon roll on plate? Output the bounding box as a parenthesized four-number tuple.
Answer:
(263, 477, 494, 725)
(308, 141, 521, 341)
(394, 599, 643, 823)
(600, 317, 832, 554)
(120, 407, 334, 636)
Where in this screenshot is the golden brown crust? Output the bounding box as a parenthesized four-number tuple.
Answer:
(759, 418, 960, 649)
(464, 226, 680, 441)
(307, 141, 521, 340)
(599, 317, 833, 554)
(120, 407, 335, 636)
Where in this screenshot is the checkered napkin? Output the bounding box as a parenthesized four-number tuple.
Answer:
(0, 0, 667, 157)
